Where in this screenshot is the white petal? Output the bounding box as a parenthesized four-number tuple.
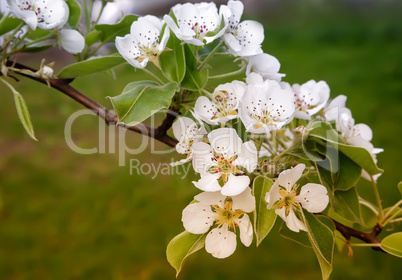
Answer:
(182, 203, 217, 234)
(232, 187, 255, 213)
(192, 142, 215, 174)
(265, 182, 280, 209)
(194, 191, 226, 206)
(237, 214, 253, 247)
(205, 225, 237, 258)
(297, 183, 329, 213)
(234, 141, 258, 173)
(246, 53, 285, 82)
(221, 174, 250, 196)
(194, 96, 218, 125)
(208, 128, 242, 157)
(276, 164, 305, 191)
(172, 117, 197, 140)
(325, 94, 347, 121)
(59, 29, 85, 54)
(352, 123, 373, 142)
(276, 208, 306, 232)
(192, 173, 222, 192)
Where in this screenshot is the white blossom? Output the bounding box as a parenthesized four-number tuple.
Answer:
(1, 0, 9, 14)
(246, 53, 285, 82)
(7, 0, 69, 30)
(163, 2, 226, 46)
(265, 164, 329, 232)
(91, 0, 137, 25)
(291, 80, 330, 120)
(239, 74, 295, 133)
(59, 29, 85, 54)
(182, 187, 255, 258)
(115, 15, 169, 69)
(191, 128, 257, 196)
(194, 80, 246, 125)
(220, 0, 264, 57)
(171, 117, 207, 166)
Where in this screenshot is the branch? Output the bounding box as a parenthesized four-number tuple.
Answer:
(5, 60, 179, 148)
(320, 214, 385, 253)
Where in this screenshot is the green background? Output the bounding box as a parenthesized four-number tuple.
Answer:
(1, 1, 401, 279)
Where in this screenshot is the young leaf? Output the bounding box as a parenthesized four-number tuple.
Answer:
(85, 30, 102, 46)
(1, 78, 37, 141)
(66, 0, 82, 28)
(252, 176, 277, 246)
(302, 210, 335, 280)
(159, 31, 186, 83)
(57, 54, 126, 78)
(381, 232, 402, 258)
(398, 181, 402, 196)
(279, 222, 311, 248)
(330, 187, 363, 225)
(108, 81, 180, 126)
(95, 14, 139, 43)
(0, 17, 23, 36)
(181, 45, 208, 90)
(166, 231, 206, 277)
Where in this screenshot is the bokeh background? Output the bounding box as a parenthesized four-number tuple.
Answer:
(1, 0, 402, 279)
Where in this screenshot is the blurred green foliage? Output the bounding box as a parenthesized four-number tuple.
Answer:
(0, 1, 402, 279)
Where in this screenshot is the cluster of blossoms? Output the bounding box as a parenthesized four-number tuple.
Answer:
(111, 0, 385, 259)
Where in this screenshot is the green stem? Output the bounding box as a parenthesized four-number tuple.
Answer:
(198, 41, 224, 70)
(200, 89, 212, 99)
(350, 243, 381, 247)
(1, 22, 25, 57)
(388, 217, 402, 224)
(383, 199, 402, 220)
(209, 65, 247, 80)
(371, 175, 384, 221)
(382, 208, 402, 227)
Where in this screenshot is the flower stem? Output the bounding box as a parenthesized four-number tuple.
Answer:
(371, 175, 384, 221)
(141, 68, 164, 85)
(350, 243, 381, 248)
(198, 41, 224, 71)
(209, 65, 247, 80)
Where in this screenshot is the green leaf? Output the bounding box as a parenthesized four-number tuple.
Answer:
(398, 182, 402, 196)
(181, 45, 208, 90)
(159, 31, 186, 83)
(314, 142, 362, 191)
(279, 222, 311, 248)
(331, 187, 363, 224)
(381, 232, 402, 258)
(308, 121, 383, 176)
(252, 176, 277, 246)
(0, 17, 23, 36)
(0, 79, 37, 141)
(95, 14, 139, 43)
(20, 45, 52, 53)
(85, 30, 102, 46)
(166, 231, 206, 277)
(109, 81, 179, 126)
(66, 0, 82, 27)
(27, 28, 51, 40)
(57, 54, 126, 78)
(302, 210, 334, 280)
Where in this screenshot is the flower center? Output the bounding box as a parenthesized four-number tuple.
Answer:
(211, 90, 237, 119)
(214, 201, 245, 229)
(273, 187, 298, 216)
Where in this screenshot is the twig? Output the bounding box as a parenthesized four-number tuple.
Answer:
(5, 60, 179, 148)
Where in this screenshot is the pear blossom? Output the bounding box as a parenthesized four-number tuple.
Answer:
(324, 94, 347, 122)
(266, 164, 329, 232)
(1, 0, 9, 14)
(291, 80, 330, 120)
(182, 187, 255, 258)
(171, 117, 207, 166)
(7, 0, 69, 30)
(191, 128, 257, 196)
(115, 15, 170, 69)
(59, 29, 85, 54)
(163, 2, 226, 46)
(239, 74, 295, 133)
(246, 53, 285, 82)
(91, 0, 137, 25)
(194, 80, 246, 125)
(220, 0, 264, 56)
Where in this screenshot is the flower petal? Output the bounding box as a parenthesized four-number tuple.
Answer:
(205, 225, 237, 258)
(182, 202, 217, 234)
(276, 164, 305, 191)
(59, 29, 85, 54)
(232, 187, 255, 213)
(237, 214, 253, 247)
(234, 141, 258, 173)
(297, 183, 329, 213)
(276, 208, 306, 232)
(192, 173, 222, 192)
(221, 174, 250, 196)
(194, 191, 226, 206)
